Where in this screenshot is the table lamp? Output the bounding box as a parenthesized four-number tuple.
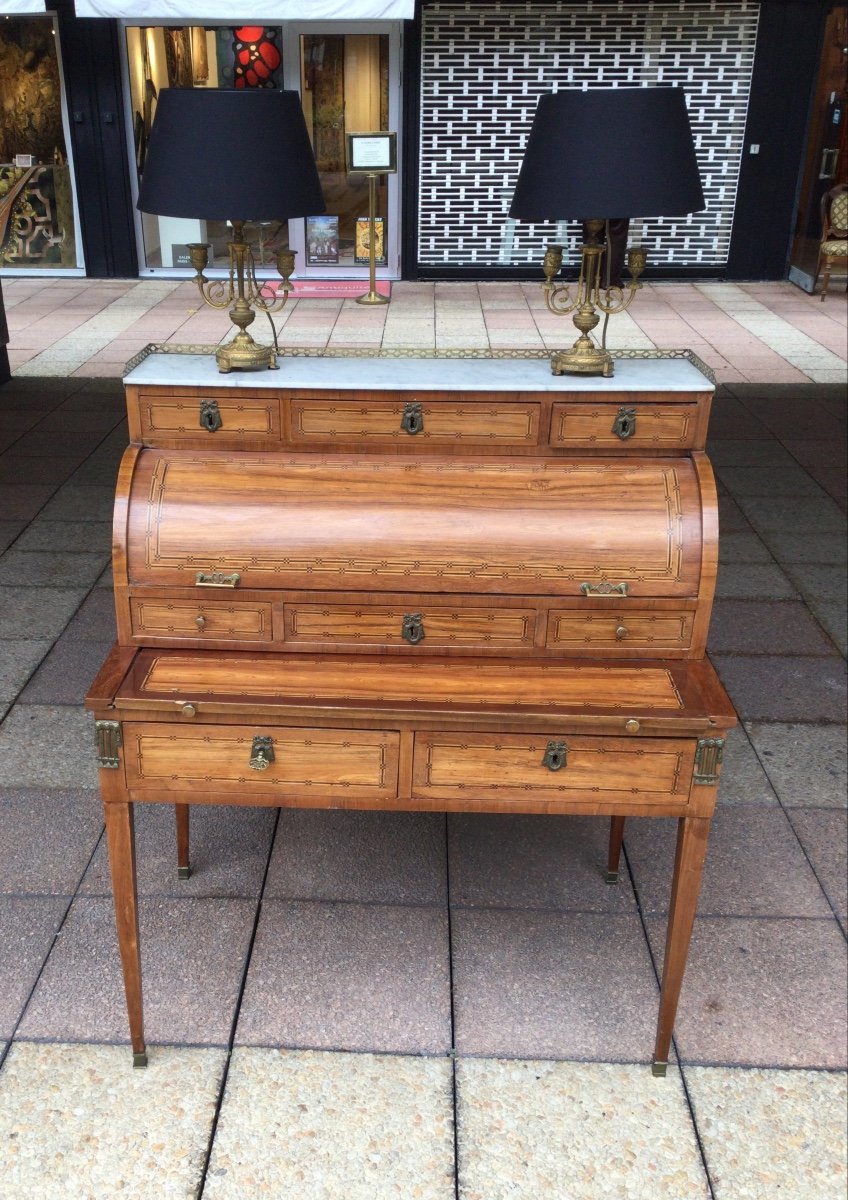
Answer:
(137, 88, 325, 372)
(509, 87, 704, 377)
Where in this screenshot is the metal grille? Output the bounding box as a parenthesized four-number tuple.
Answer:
(418, 1, 760, 267)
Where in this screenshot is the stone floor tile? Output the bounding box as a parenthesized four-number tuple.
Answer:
(713, 562, 798, 599)
(760, 529, 848, 563)
(236, 900, 450, 1054)
(716, 531, 774, 563)
(0, 585, 85, 639)
(805, 598, 848, 654)
(736, 495, 847, 534)
(784, 561, 848, 605)
(265, 810, 447, 905)
(645, 916, 847, 1068)
(711, 655, 847, 722)
(61, 587, 117, 641)
(0, 1042, 226, 1200)
(0, 456, 81, 486)
(18, 638, 113, 705)
(18, 895, 256, 1045)
(716, 464, 825, 497)
(716, 725, 779, 805)
(0, 484, 56, 522)
(37, 484, 115, 523)
(0, 787, 102, 894)
(747, 722, 848, 806)
(452, 910, 658, 1062)
(456, 1059, 709, 1200)
(706, 439, 798, 467)
(0, 704, 97, 787)
(448, 814, 636, 911)
(13, 430, 106, 459)
(13, 519, 112, 554)
(708, 599, 833, 654)
(625, 807, 832, 917)
(0, 640, 51, 702)
(787, 809, 848, 929)
(685, 1066, 847, 1200)
(0, 521, 24, 554)
(80, 803, 275, 898)
(0, 897, 67, 1037)
(715, 494, 756, 533)
(0, 549, 108, 588)
(205, 1048, 455, 1200)
(782, 437, 848, 469)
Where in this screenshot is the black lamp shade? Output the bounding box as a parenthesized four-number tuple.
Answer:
(137, 89, 325, 221)
(509, 87, 704, 221)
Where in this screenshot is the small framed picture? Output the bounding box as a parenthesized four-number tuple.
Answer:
(14, 154, 34, 168)
(346, 132, 397, 175)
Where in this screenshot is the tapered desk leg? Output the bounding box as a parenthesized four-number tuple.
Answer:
(652, 815, 710, 1075)
(104, 800, 146, 1067)
(175, 804, 191, 879)
(606, 815, 626, 883)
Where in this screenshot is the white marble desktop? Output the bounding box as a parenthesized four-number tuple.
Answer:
(124, 351, 712, 393)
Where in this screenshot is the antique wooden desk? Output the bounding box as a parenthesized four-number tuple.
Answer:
(86, 352, 736, 1072)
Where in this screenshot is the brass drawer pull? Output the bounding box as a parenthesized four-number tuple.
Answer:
(196, 571, 241, 589)
(249, 735, 275, 771)
(402, 612, 425, 644)
(199, 398, 223, 433)
(195, 615, 206, 630)
(400, 402, 424, 435)
(615, 624, 628, 639)
(612, 406, 637, 440)
(580, 581, 629, 597)
(542, 740, 567, 771)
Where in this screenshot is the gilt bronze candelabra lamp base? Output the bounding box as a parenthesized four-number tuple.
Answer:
(188, 230, 296, 373)
(542, 222, 647, 379)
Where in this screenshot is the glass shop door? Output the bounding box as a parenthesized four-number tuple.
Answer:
(282, 23, 401, 279)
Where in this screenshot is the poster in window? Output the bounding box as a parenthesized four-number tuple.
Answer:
(306, 215, 339, 265)
(355, 217, 386, 266)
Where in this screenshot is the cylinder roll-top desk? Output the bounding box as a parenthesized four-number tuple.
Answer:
(86, 351, 736, 1071)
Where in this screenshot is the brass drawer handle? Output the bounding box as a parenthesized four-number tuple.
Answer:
(402, 612, 425, 644)
(400, 402, 424, 435)
(195, 615, 206, 630)
(249, 735, 275, 771)
(542, 740, 567, 771)
(580, 581, 629, 597)
(196, 571, 241, 589)
(200, 398, 223, 432)
(612, 406, 637, 440)
(615, 624, 628, 639)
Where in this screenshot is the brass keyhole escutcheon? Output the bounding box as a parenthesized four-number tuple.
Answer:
(400, 402, 424, 435)
(249, 735, 275, 771)
(402, 613, 425, 644)
(542, 740, 567, 771)
(199, 398, 223, 433)
(612, 406, 637, 440)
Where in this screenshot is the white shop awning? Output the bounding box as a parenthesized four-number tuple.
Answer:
(0, 1, 47, 13)
(73, 0, 413, 17)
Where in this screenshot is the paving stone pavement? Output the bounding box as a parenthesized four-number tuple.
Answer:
(0, 280, 845, 1197)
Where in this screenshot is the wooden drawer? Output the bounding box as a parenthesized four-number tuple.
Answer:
(124, 723, 399, 801)
(547, 608, 694, 652)
(134, 389, 281, 445)
(412, 731, 696, 810)
(288, 396, 541, 446)
(284, 600, 537, 650)
(129, 597, 273, 643)
(550, 401, 703, 450)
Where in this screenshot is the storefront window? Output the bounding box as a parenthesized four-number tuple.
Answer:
(126, 24, 290, 271)
(0, 15, 82, 272)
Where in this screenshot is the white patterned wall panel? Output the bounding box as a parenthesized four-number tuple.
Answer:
(418, 1, 760, 267)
